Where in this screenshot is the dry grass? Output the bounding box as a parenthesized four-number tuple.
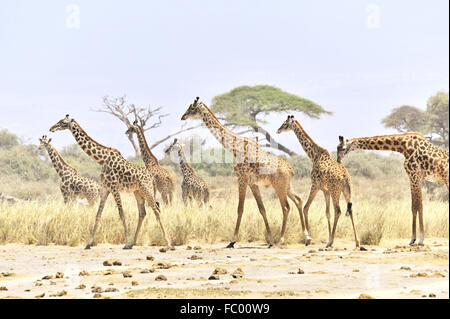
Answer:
(0, 175, 447, 247)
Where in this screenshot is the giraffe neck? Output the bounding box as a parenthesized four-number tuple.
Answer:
(199, 103, 264, 162)
(292, 120, 328, 160)
(45, 144, 76, 178)
(69, 120, 120, 165)
(177, 148, 195, 177)
(135, 126, 159, 168)
(347, 134, 414, 157)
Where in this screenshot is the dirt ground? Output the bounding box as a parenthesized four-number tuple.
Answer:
(0, 238, 448, 299)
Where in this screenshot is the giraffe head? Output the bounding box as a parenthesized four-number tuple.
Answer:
(38, 135, 52, 150)
(49, 115, 73, 132)
(276, 115, 296, 134)
(337, 135, 353, 162)
(125, 120, 140, 136)
(181, 97, 203, 120)
(164, 138, 182, 155)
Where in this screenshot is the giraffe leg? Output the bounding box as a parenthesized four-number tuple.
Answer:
(326, 191, 342, 248)
(227, 180, 248, 248)
(85, 190, 109, 249)
(342, 186, 360, 248)
(411, 183, 424, 246)
(272, 182, 291, 246)
(302, 184, 320, 246)
(408, 179, 423, 246)
(110, 190, 131, 249)
(141, 184, 172, 248)
(287, 189, 308, 244)
(249, 185, 275, 247)
(323, 191, 332, 240)
(125, 191, 147, 249)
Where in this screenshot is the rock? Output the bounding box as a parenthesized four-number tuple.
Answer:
(91, 286, 103, 293)
(159, 247, 168, 253)
(155, 275, 167, 281)
(35, 293, 45, 299)
(208, 275, 220, 280)
(146, 255, 155, 261)
(42, 275, 54, 280)
(400, 266, 412, 271)
(112, 260, 122, 266)
(76, 284, 86, 289)
(410, 272, 428, 278)
(429, 272, 445, 278)
(308, 249, 316, 253)
(154, 262, 171, 269)
(194, 246, 202, 250)
(0, 286, 7, 291)
(353, 269, 360, 273)
(50, 290, 67, 297)
(429, 293, 436, 298)
(122, 271, 132, 278)
(297, 268, 305, 274)
(79, 270, 89, 276)
(131, 281, 139, 286)
(0, 192, 18, 205)
(190, 254, 202, 260)
(104, 287, 119, 293)
(232, 268, 244, 279)
(35, 282, 43, 287)
(213, 267, 228, 275)
(358, 293, 375, 299)
(93, 293, 102, 298)
(55, 272, 64, 279)
(186, 246, 192, 250)
(103, 260, 113, 267)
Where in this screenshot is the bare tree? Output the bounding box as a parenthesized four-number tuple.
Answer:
(94, 95, 202, 157)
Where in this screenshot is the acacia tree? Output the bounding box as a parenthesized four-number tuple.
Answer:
(382, 91, 449, 148)
(211, 85, 331, 156)
(95, 95, 202, 157)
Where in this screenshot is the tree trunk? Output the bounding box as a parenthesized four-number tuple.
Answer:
(127, 133, 140, 158)
(251, 125, 297, 156)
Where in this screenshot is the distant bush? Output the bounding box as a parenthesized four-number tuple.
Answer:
(60, 144, 101, 181)
(285, 155, 312, 178)
(0, 129, 20, 149)
(0, 144, 55, 181)
(338, 151, 404, 179)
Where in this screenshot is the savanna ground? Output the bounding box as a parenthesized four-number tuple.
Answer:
(0, 174, 448, 299)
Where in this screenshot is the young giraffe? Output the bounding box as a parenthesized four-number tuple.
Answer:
(337, 132, 449, 246)
(181, 97, 308, 248)
(277, 116, 360, 248)
(164, 138, 210, 207)
(38, 135, 101, 206)
(125, 120, 175, 205)
(49, 115, 171, 250)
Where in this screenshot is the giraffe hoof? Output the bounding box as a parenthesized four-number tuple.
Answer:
(268, 243, 274, 248)
(226, 242, 235, 249)
(305, 238, 311, 246)
(418, 242, 424, 247)
(84, 246, 91, 250)
(409, 239, 416, 246)
(123, 245, 133, 250)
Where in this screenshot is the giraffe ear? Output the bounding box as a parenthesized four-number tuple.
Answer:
(195, 97, 199, 104)
(48, 138, 52, 143)
(133, 120, 138, 125)
(339, 136, 344, 142)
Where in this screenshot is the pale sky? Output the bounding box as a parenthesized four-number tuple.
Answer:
(0, 0, 448, 158)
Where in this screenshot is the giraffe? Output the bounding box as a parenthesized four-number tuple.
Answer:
(125, 120, 176, 205)
(181, 97, 308, 248)
(49, 115, 171, 250)
(38, 135, 101, 206)
(164, 138, 210, 207)
(277, 116, 360, 248)
(337, 132, 449, 246)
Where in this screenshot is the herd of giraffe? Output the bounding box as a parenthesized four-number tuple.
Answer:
(39, 97, 448, 250)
